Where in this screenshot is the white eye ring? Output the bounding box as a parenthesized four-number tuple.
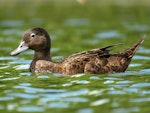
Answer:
(30, 33, 35, 38)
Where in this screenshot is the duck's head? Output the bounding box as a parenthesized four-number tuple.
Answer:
(10, 27, 51, 56)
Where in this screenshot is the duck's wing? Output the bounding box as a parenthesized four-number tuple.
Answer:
(60, 43, 122, 62)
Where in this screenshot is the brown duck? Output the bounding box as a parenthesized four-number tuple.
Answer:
(10, 27, 144, 75)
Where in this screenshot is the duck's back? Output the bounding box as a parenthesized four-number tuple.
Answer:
(58, 44, 121, 75)
(59, 39, 144, 75)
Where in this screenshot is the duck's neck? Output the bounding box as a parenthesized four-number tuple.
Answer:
(34, 50, 51, 61)
(29, 50, 52, 73)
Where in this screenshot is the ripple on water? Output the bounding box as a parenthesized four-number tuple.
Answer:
(95, 30, 124, 39)
(90, 98, 109, 106)
(13, 64, 30, 70)
(133, 55, 150, 60)
(37, 75, 50, 79)
(37, 89, 89, 107)
(0, 56, 18, 61)
(9, 59, 31, 65)
(89, 76, 100, 80)
(88, 89, 106, 96)
(0, 65, 10, 69)
(20, 72, 32, 76)
(129, 63, 142, 67)
(78, 108, 93, 113)
(0, 97, 14, 101)
(8, 93, 38, 99)
(14, 83, 65, 94)
(63, 97, 88, 102)
(108, 69, 150, 76)
(71, 73, 85, 77)
(137, 48, 150, 54)
(0, 20, 24, 27)
(46, 102, 69, 108)
(130, 98, 150, 103)
(112, 107, 140, 113)
(17, 106, 44, 112)
(2, 29, 23, 36)
(130, 83, 150, 88)
(123, 23, 150, 31)
(0, 77, 20, 81)
(63, 80, 90, 86)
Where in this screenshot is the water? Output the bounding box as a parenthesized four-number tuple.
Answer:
(0, 1, 150, 113)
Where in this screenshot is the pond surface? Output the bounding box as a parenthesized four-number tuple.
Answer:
(0, 1, 150, 113)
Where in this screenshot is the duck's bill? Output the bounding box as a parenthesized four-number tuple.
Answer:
(10, 41, 29, 56)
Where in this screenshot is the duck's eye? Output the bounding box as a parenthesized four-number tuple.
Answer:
(30, 33, 35, 38)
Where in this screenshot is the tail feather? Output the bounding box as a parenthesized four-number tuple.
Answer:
(122, 38, 144, 59)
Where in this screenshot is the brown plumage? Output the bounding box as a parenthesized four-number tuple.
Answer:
(10, 27, 144, 75)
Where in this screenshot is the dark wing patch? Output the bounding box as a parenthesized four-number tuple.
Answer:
(87, 43, 123, 57)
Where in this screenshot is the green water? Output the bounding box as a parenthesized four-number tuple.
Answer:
(0, 1, 150, 113)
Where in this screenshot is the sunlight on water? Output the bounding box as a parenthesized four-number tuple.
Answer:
(90, 98, 109, 106)
(20, 72, 32, 76)
(37, 75, 50, 79)
(129, 63, 142, 67)
(1, 77, 20, 81)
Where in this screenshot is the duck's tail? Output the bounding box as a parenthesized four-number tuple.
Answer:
(121, 37, 145, 59)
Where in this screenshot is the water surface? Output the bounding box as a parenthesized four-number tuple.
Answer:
(0, 1, 150, 113)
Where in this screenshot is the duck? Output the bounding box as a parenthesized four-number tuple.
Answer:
(10, 27, 144, 75)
